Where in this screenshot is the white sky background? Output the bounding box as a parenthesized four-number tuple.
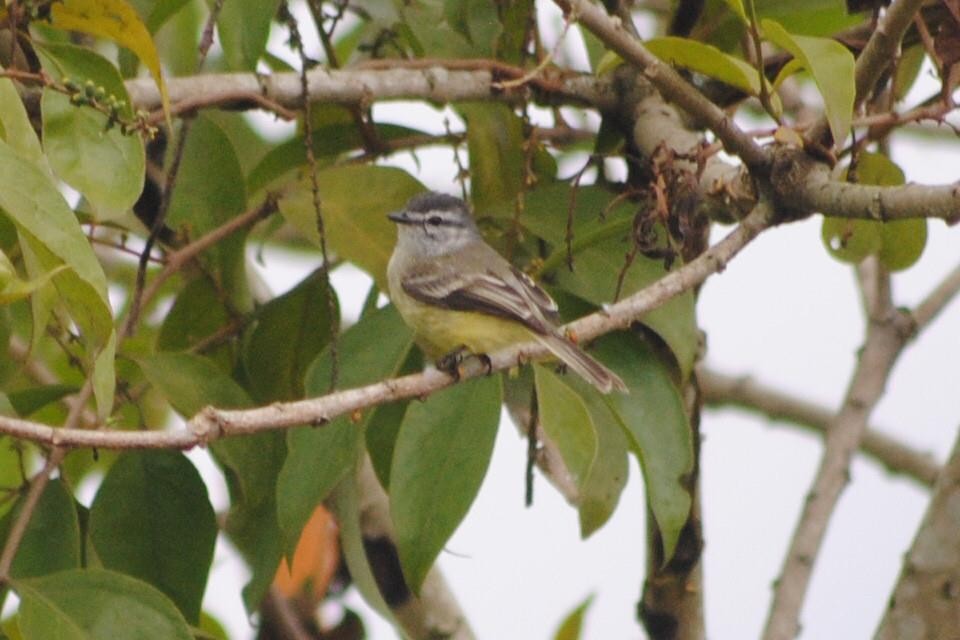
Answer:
(186, 3, 960, 639)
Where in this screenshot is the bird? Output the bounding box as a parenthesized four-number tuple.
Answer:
(386, 191, 627, 394)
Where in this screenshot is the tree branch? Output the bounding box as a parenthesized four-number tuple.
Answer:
(698, 368, 940, 487)
(0, 202, 774, 451)
(874, 422, 960, 639)
(761, 261, 913, 640)
(770, 148, 960, 223)
(553, 0, 770, 173)
(124, 65, 620, 115)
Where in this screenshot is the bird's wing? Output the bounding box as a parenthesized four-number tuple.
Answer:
(402, 252, 560, 335)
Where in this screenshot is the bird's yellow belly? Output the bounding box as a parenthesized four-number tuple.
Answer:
(393, 295, 533, 361)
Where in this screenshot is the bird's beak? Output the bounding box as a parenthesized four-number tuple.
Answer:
(387, 210, 415, 225)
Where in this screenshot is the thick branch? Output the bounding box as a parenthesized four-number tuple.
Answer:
(771, 148, 960, 223)
(0, 202, 774, 451)
(699, 368, 939, 487)
(874, 424, 960, 639)
(553, 0, 769, 172)
(124, 66, 619, 115)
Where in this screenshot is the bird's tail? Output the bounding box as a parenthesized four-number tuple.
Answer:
(535, 333, 628, 394)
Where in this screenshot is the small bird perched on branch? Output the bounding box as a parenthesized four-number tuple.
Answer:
(387, 192, 627, 394)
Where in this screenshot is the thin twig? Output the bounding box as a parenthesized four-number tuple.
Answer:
(912, 261, 960, 330)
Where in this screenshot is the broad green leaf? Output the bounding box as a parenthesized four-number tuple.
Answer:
(552, 594, 594, 640)
(165, 116, 248, 307)
(217, 430, 287, 613)
(0, 251, 67, 305)
(0, 479, 80, 579)
(443, 0, 501, 55)
(0, 68, 44, 165)
(646, 37, 760, 95)
(0, 138, 116, 415)
(534, 365, 598, 490)
(497, 0, 533, 63)
(49, 0, 171, 126)
(157, 276, 233, 367)
(565, 377, 630, 537)
(893, 45, 925, 101)
(458, 103, 524, 216)
(277, 305, 414, 556)
(821, 153, 926, 270)
(138, 352, 250, 419)
(15, 569, 192, 640)
(821, 218, 882, 263)
(140, 352, 287, 614)
(762, 18, 855, 146)
(7, 384, 77, 416)
(243, 270, 338, 403)
(89, 451, 217, 623)
(247, 119, 425, 194)
(391, 375, 501, 592)
(37, 43, 145, 218)
(399, 2, 473, 57)
(720, 0, 747, 22)
(217, 0, 282, 70)
(127, 0, 192, 32)
(277, 166, 425, 290)
(523, 184, 698, 379)
(878, 219, 926, 271)
(594, 333, 692, 560)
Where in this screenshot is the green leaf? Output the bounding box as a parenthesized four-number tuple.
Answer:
(391, 375, 501, 592)
(0, 479, 80, 579)
(552, 594, 594, 640)
(523, 184, 699, 379)
(243, 270, 338, 403)
(593, 333, 692, 561)
(216, 0, 282, 70)
(762, 18, 855, 146)
(247, 119, 426, 194)
(277, 305, 414, 556)
(139, 352, 250, 419)
(49, 0, 171, 126)
(534, 365, 598, 490)
(216, 431, 287, 613)
(37, 43, 145, 218)
(277, 166, 425, 290)
(565, 378, 630, 537)
(645, 37, 761, 95)
(0, 253, 67, 306)
(14, 569, 192, 640)
(458, 103, 524, 215)
(878, 219, 926, 272)
(165, 116, 248, 307)
(720, 0, 747, 22)
(821, 153, 926, 270)
(0, 137, 116, 416)
(157, 275, 233, 368)
(142, 353, 285, 615)
(0, 68, 44, 165)
(821, 217, 882, 263)
(6, 384, 78, 416)
(89, 451, 217, 623)
(443, 0, 502, 55)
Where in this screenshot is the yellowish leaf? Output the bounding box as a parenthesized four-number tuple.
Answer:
(49, 0, 170, 128)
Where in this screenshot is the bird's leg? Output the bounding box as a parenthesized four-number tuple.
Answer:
(436, 347, 469, 381)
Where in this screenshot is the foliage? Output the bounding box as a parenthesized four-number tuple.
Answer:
(0, 0, 953, 638)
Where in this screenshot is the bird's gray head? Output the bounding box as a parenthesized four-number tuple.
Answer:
(387, 192, 481, 257)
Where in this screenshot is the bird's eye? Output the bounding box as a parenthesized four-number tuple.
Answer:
(427, 216, 443, 226)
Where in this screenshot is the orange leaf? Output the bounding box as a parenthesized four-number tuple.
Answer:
(273, 505, 340, 604)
